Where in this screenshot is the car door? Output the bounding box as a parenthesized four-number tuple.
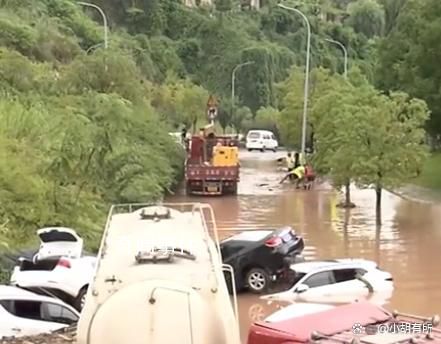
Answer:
(299, 268, 369, 303)
(220, 244, 246, 287)
(270, 134, 277, 148)
(294, 270, 336, 302)
(0, 301, 22, 337)
(263, 134, 271, 148)
(330, 268, 371, 301)
(40, 301, 79, 325)
(1, 299, 64, 336)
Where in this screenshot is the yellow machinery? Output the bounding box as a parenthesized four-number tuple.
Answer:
(212, 145, 239, 167)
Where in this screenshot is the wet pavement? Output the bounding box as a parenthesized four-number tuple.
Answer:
(167, 149, 441, 343)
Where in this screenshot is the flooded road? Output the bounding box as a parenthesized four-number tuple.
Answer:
(167, 150, 441, 342)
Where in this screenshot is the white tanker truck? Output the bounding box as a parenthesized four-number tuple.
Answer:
(77, 203, 240, 344)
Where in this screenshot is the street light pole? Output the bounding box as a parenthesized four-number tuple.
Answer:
(86, 43, 103, 54)
(325, 38, 348, 79)
(231, 61, 254, 132)
(78, 2, 108, 49)
(278, 4, 311, 160)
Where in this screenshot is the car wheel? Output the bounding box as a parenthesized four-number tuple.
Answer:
(74, 286, 88, 311)
(260, 147, 265, 152)
(248, 149, 252, 152)
(246, 268, 270, 293)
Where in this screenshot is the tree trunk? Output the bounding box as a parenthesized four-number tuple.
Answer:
(338, 180, 355, 208)
(375, 185, 382, 226)
(345, 181, 351, 206)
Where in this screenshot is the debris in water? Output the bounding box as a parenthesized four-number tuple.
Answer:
(0, 325, 76, 344)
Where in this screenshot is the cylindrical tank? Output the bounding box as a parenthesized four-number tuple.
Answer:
(78, 280, 231, 344)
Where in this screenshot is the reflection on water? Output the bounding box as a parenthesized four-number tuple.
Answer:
(167, 149, 441, 342)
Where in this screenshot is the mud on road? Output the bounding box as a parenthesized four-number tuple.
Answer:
(0, 326, 76, 344)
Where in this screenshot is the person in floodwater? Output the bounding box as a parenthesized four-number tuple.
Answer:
(303, 163, 316, 189)
(279, 164, 305, 187)
(181, 126, 187, 144)
(293, 152, 300, 169)
(286, 152, 295, 171)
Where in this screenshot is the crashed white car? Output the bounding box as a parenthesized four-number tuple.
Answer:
(10, 227, 96, 311)
(260, 259, 393, 304)
(0, 285, 79, 337)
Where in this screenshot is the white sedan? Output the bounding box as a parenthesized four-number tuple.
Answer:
(0, 285, 79, 337)
(260, 259, 393, 304)
(10, 227, 96, 311)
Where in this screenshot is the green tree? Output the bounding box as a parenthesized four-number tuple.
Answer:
(231, 106, 252, 133)
(276, 66, 344, 148)
(312, 73, 377, 207)
(347, 0, 385, 38)
(173, 79, 210, 132)
(378, 0, 407, 35)
(254, 106, 280, 134)
(355, 92, 429, 221)
(376, 0, 441, 136)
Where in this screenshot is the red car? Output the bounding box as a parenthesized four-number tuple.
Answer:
(248, 301, 440, 344)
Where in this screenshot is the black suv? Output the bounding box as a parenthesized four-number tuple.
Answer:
(220, 227, 304, 294)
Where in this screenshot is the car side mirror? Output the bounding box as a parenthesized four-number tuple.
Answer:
(295, 284, 309, 293)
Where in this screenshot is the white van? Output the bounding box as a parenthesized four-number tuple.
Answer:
(246, 130, 278, 152)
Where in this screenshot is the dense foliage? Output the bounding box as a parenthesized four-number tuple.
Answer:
(0, 0, 439, 249)
(275, 66, 429, 215)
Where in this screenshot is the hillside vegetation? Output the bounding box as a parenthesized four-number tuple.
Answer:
(0, 0, 439, 249)
(0, 0, 374, 248)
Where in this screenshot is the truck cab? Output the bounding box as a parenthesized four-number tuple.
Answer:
(185, 125, 240, 195)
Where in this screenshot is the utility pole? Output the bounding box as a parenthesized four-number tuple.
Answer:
(278, 4, 311, 160)
(78, 2, 108, 49)
(231, 61, 254, 132)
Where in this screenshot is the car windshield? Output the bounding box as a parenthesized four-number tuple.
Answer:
(248, 132, 260, 139)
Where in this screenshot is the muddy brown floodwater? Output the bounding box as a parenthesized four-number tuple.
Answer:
(167, 149, 441, 343)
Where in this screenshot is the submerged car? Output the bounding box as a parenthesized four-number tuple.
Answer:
(260, 259, 393, 303)
(220, 227, 305, 293)
(10, 227, 96, 311)
(0, 285, 79, 338)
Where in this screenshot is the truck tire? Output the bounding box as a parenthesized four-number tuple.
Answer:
(231, 183, 238, 195)
(185, 182, 192, 195)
